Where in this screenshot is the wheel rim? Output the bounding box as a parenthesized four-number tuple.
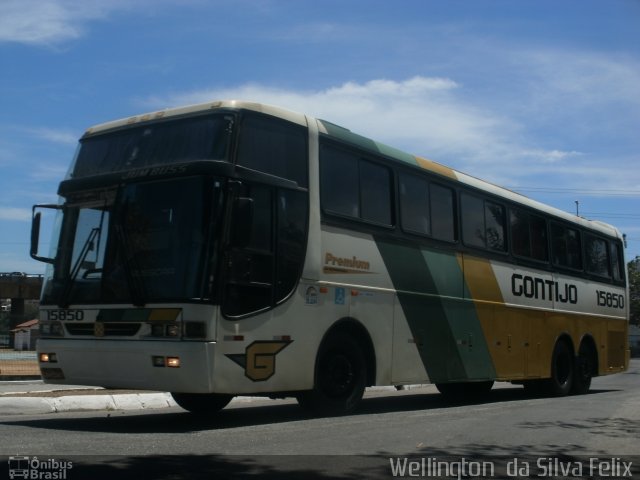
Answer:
(319, 351, 356, 399)
(555, 349, 572, 386)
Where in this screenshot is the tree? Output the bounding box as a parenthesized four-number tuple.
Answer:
(628, 257, 640, 326)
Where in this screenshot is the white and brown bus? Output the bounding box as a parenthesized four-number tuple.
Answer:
(31, 100, 629, 415)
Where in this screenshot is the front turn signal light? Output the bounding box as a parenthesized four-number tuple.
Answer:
(166, 357, 180, 368)
(39, 352, 57, 363)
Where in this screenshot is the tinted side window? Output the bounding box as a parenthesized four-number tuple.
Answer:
(610, 241, 624, 282)
(276, 189, 308, 302)
(246, 186, 273, 254)
(360, 161, 392, 225)
(320, 143, 393, 227)
(485, 202, 506, 251)
(321, 147, 359, 218)
(237, 114, 308, 187)
(551, 224, 582, 270)
(510, 209, 548, 261)
(223, 184, 274, 317)
(585, 235, 610, 277)
(399, 174, 430, 235)
(223, 183, 309, 318)
(511, 210, 529, 258)
(431, 184, 456, 242)
(530, 215, 548, 261)
(461, 194, 485, 248)
(461, 194, 505, 251)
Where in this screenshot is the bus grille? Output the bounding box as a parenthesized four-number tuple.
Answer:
(65, 322, 141, 336)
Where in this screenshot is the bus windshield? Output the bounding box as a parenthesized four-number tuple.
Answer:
(42, 177, 225, 306)
(71, 114, 232, 178)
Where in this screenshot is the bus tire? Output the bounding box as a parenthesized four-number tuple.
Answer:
(546, 339, 574, 396)
(297, 332, 366, 416)
(571, 340, 596, 395)
(171, 392, 233, 414)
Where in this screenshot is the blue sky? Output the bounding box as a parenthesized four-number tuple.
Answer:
(1, 0, 639, 273)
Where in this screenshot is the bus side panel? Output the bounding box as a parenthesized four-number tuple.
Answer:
(375, 239, 496, 384)
(460, 255, 527, 380)
(605, 320, 629, 373)
(213, 282, 345, 394)
(390, 297, 429, 384)
(464, 256, 628, 381)
(349, 288, 395, 385)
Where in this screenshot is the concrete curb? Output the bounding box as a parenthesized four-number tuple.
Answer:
(0, 392, 176, 416)
(0, 385, 431, 416)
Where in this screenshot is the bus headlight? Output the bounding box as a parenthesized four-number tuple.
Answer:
(149, 322, 180, 338)
(166, 324, 180, 337)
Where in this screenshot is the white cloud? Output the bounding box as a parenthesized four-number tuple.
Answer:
(0, 0, 211, 46)
(29, 163, 69, 181)
(140, 65, 640, 192)
(28, 127, 78, 146)
(0, 0, 134, 46)
(526, 50, 640, 109)
(520, 149, 583, 164)
(141, 76, 544, 177)
(0, 207, 31, 222)
(143, 76, 502, 156)
(0, 0, 85, 45)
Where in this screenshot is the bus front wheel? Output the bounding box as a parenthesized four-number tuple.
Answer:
(171, 392, 233, 414)
(297, 332, 367, 416)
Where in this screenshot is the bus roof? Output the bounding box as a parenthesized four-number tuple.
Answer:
(83, 100, 308, 137)
(84, 100, 622, 240)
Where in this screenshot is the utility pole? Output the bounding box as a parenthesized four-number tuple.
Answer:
(575, 200, 579, 216)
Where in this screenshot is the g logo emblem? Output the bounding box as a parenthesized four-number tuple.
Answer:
(227, 340, 292, 381)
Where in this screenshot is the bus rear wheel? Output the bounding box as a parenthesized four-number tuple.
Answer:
(297, 332, 366, 416)
(546, 340, 574, 396)
(171, 392, 233, 415)
(571, 341, 596, 395)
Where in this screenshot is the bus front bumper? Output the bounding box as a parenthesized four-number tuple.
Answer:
(37, 339, 218, 393)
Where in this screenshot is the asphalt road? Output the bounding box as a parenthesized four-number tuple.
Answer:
(1, 360, 638, 479)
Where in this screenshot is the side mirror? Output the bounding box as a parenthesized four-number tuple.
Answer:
(30, 204, 62, 264)
(230, 197, 254, 247)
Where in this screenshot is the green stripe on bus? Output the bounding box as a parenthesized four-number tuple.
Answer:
(375, 239, 496, 383)
(319, 119, 419, 168)
(424, 250, 496, 380)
